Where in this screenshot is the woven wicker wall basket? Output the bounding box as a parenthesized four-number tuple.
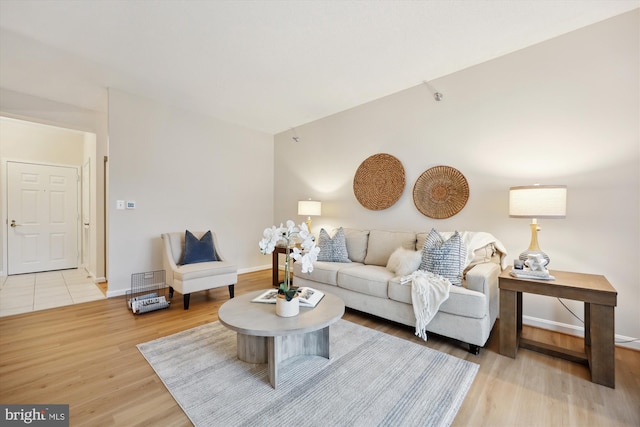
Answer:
(353, 153, 405, 210)
(413, 166, 469, 219)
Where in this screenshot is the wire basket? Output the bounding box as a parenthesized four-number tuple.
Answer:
(126, 270, 170, 314)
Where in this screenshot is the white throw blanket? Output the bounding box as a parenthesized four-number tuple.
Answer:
(438, 231, 509, 270)
(401, 270, 451, 340)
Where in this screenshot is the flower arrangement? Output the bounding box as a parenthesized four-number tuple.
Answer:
(259, 220, 320, 301)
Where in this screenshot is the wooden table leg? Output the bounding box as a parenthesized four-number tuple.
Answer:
(267, 337, 278, 388)
(517, 291, 523, 332)
(236, 333, 267, 364)
(588, 303, 615, 388)
(500, 289, 518, 358)
(267, 328, 331, 389)
(272, 251, 279, 288)
(584, 302, 591, 346)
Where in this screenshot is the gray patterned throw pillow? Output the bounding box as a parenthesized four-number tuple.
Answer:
(316, 227, 351, 263)
(419, 228, 466, 286)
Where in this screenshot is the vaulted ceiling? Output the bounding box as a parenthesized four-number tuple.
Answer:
(0, 0, 637, 134)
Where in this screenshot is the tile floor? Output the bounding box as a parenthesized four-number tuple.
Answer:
(0, 269, 106, 317)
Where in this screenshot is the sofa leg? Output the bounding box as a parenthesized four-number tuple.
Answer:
(228, 284, 235, 299)
(183, 294, 191, 310)
(469, 344, 480, 355)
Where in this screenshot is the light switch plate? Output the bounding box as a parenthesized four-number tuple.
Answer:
(116, 200, 125, 210)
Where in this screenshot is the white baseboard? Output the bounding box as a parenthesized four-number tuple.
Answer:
(239, 265, 270, 274)
(523, 315, 640, 351)
(106, 288, 128, 298)
(105, 265, 272, 298)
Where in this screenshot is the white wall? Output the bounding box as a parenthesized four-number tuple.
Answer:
(106, 89, 274, 296)
(274, 11, 639, 346)
(0, 117, 85, 164)
(82, 132, 98, 278)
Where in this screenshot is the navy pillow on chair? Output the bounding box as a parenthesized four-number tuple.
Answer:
(182, 230, 218, 265)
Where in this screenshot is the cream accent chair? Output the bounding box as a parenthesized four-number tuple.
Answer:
(161, 231, 237, 309)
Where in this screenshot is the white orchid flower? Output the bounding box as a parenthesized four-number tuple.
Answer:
(258, 219, 319, 289)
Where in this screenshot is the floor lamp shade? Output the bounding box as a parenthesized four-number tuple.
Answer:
(509, 185, 567, 265)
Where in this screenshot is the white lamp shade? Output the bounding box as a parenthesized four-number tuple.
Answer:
(509, 185, 567, 218)
(298, 200, 322, 216)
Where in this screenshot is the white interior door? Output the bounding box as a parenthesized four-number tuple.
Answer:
(7, 161, 79, 274)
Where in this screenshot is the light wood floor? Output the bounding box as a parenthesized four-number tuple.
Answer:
(1, 270, 638, 426)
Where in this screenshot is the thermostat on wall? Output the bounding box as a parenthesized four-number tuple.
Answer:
(126, 201, 136, 209)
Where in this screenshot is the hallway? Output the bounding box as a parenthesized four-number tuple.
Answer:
(0, 269, 105, 317)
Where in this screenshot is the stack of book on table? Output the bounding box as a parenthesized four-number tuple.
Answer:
(251, 287, 325, 307)
(509, 268, 555, 281)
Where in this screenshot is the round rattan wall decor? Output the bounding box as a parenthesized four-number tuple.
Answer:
(353, 153, 405, 210)
(413, 165, 469, 219)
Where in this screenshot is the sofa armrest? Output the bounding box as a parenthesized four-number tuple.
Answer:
(465, 262, 500, 296)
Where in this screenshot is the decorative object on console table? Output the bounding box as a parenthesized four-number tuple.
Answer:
(509, 184, 567, 266)
(298, 199, 321, 235)
(413, 165, 469, 219)
(259, 220, 320, 317)
(509, 253, 554, 280)
(353, 153, 405, 210)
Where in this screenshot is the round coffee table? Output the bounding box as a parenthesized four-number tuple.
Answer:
(218, 290, 345, 388)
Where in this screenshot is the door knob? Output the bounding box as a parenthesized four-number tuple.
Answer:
(10, 220, 21, 227)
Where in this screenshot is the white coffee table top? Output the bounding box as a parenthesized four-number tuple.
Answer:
(218, 290, 345, 337)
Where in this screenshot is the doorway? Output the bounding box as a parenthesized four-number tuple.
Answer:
(1, 117, 99, 283)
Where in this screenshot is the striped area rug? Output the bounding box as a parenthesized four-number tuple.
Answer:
(137, 319, 478, 427)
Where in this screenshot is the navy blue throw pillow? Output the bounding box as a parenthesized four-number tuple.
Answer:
(182, 230, 218, 265)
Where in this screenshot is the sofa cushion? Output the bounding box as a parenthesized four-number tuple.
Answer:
(386, 247, 421, 276)
(388, 279, 486, 319)
(419, 229, 466, 286)
(181, 230, 218, 265)
(337, 265, 393, 298)
(293, 261, 362, 286)
(342, 228, 370, 263)
(364, 230, 416, 266)
(317, 228, 351, 263)
(417, 231, 504, 272)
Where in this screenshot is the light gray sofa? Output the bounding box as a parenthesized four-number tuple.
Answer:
(293, 228, 506, 354)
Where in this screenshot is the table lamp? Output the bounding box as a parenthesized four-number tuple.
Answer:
(298, 200, 321, 234)
(509, 185, 566, 265)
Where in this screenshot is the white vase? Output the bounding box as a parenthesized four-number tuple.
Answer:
(276, 295, 299, 317)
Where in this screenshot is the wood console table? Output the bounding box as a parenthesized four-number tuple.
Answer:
(499, 267, 617, 388)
